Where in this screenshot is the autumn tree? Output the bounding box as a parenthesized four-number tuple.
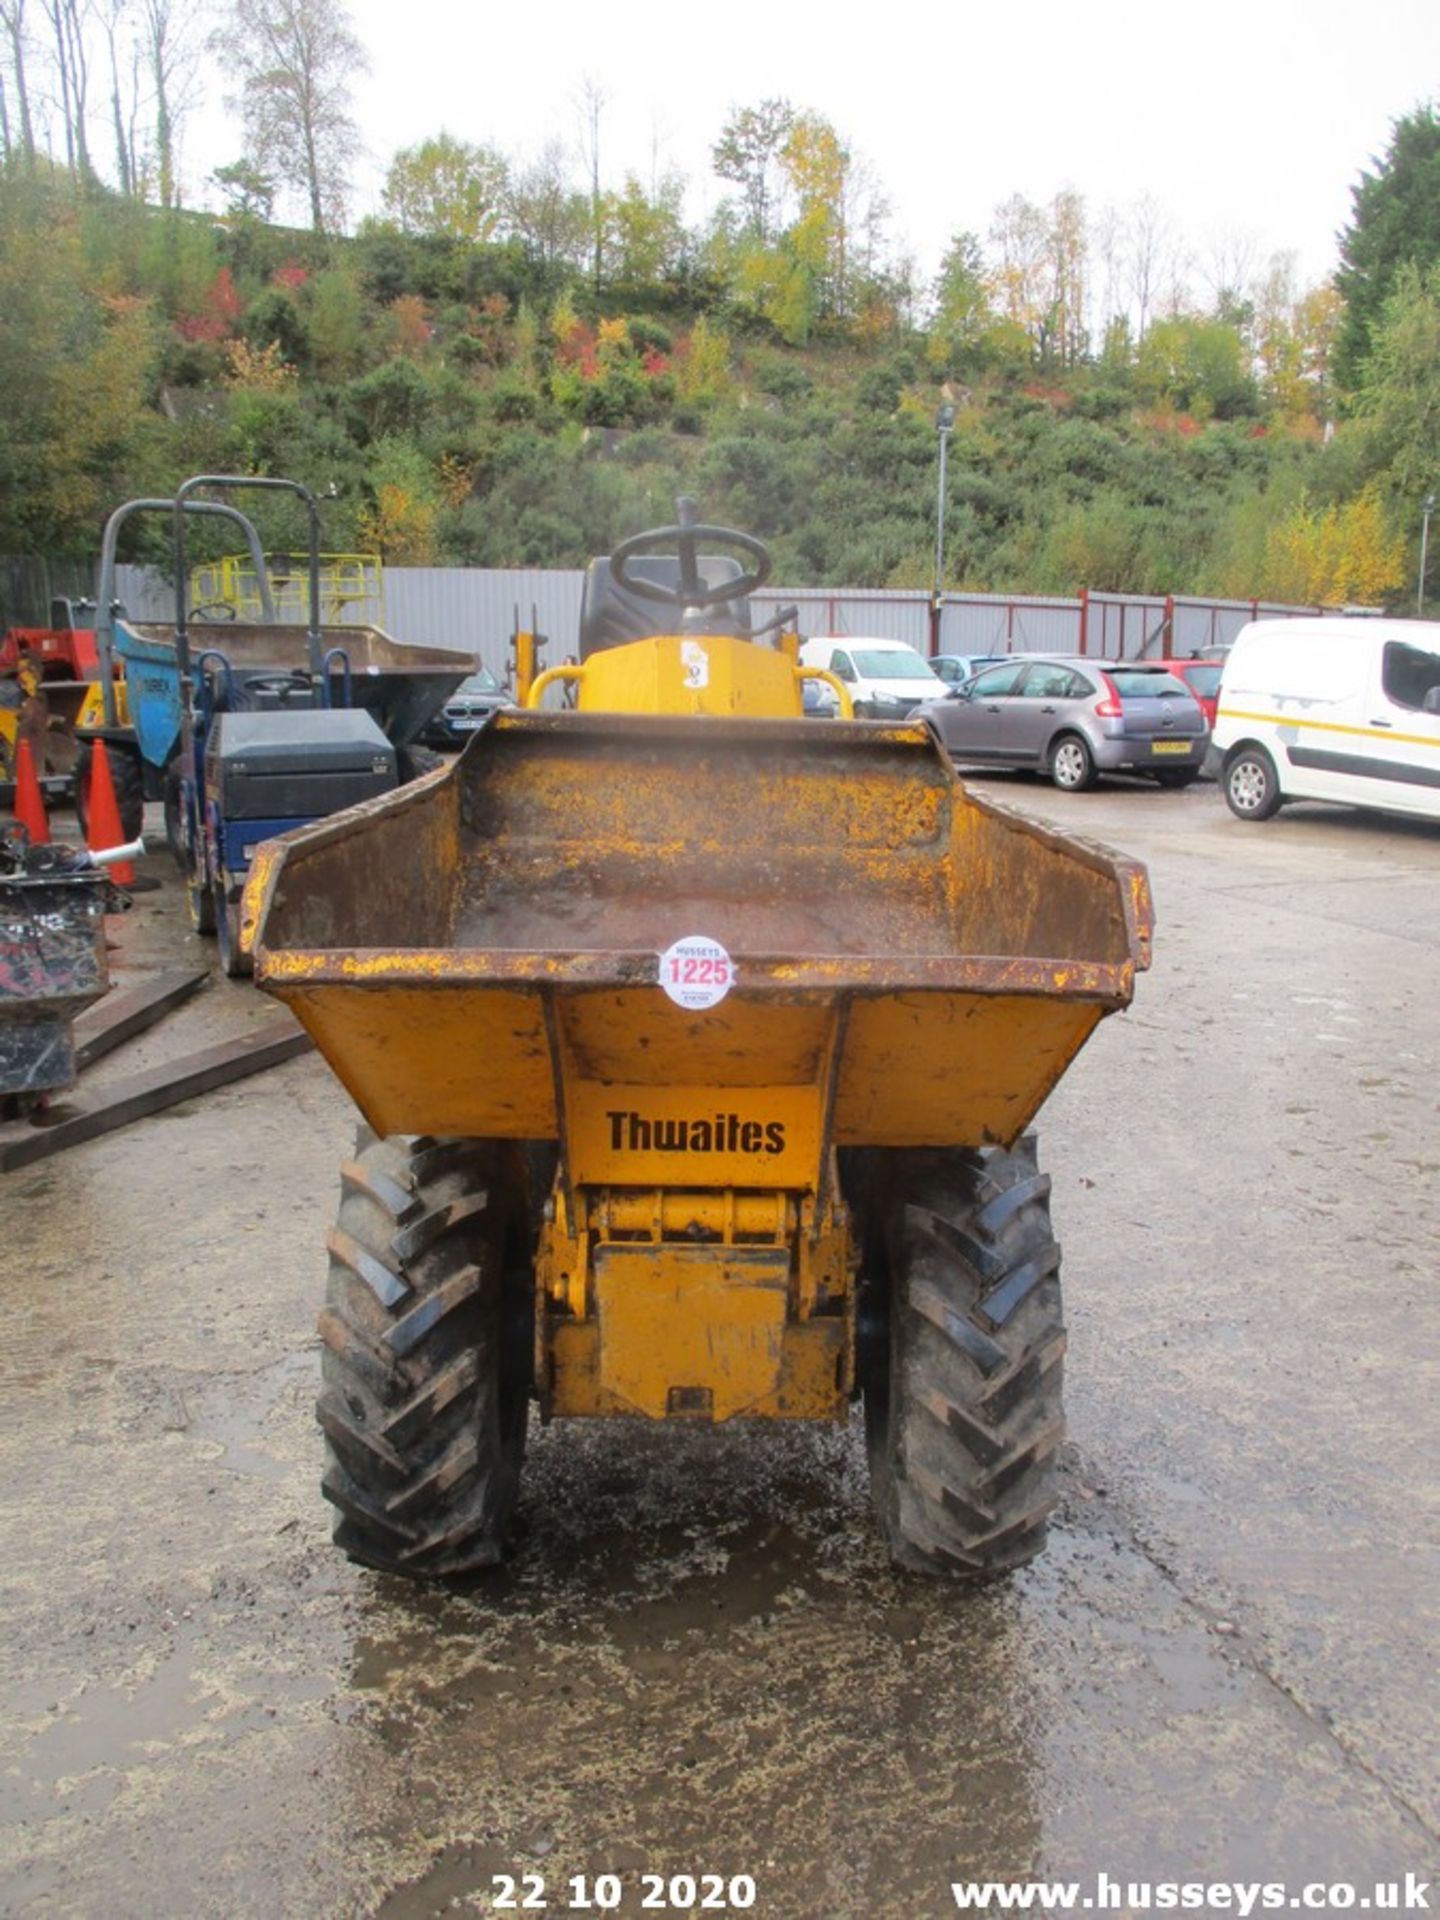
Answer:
(711, 97, 793, 240)
(928, 231, 996, 371)
(213, 155, 275, 219)
(1136, 314, 1255, 419)
(1335, 104, 1440, 388)
(604, 171, 687, 289)
(382, 133, 509, 243)
(0, 167, 158, 546)
(1262, 491, 1405, 605)
(987, 191, 1087, 365)
(779, 112, 849, 321)
(224, 0, 367, 233)
(507, 140, 589, 269)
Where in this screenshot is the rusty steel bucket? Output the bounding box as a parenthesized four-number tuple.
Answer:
(244, 713, 1152, 1162)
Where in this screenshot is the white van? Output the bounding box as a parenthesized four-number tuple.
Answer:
(1209, 618, 1440, 823)
(798, 636, 945, 718)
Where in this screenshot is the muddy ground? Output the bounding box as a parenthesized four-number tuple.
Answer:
(1, 776, 1437, 1919)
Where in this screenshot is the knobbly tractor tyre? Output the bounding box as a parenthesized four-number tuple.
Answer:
(317, 1131, 533, 1577)
(860, 1136, 1065, 1578)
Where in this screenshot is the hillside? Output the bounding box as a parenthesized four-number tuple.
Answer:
(0, 157, 1430, 614)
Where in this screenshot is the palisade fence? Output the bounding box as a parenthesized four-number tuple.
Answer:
(0, 555, 99, 628)
(80, 564, 1367, 688)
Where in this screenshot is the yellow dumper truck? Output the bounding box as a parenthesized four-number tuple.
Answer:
(246, 506, 1152, 1581)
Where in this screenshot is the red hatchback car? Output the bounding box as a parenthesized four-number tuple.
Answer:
(1170, 656, 1227, 728)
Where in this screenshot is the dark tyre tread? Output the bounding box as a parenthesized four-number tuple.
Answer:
(318, 1131, 528, 1577)
(862, 1137, 1066, 1578)
(75, 742, 146, 843)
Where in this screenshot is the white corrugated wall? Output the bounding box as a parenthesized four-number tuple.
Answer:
(112, 564, 1364, 682)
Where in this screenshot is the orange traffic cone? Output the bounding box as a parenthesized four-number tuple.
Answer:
(13, 737, 49, 845)
(86, 739, 134, 885)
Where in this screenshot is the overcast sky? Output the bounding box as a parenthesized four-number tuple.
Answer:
(188, 0, 1438, 295)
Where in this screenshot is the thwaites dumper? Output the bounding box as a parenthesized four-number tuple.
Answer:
(245, 506, 1153, 1580)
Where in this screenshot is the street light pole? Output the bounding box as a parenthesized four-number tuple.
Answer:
(931, 403, 956, 656)
(1419, 493, 1436, 617)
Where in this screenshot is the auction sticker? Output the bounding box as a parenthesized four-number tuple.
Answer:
(658, 934, 734, 1010)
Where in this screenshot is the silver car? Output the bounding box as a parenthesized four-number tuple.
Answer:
(932, 651, 1007, 688)
(918, 656, 1209, 790)
(419, 666, 514, 747)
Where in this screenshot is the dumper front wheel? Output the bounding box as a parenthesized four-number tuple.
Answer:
(863, 1138, 1065, 1577)
(317, 1132, 532, 1577)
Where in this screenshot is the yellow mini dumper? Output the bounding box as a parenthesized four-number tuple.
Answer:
(244, 507, 1153, 1581)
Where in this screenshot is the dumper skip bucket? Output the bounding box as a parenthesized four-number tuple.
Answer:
(245, 713, 1152, 1183)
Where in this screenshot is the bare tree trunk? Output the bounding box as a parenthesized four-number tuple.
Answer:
(39, 0, 75, 168)
(153, 51, 172, 204)
(577, 75, 605, 296)
(12, 23, 34, 159)
(59, 0, 93, 180)
(304, 96, 323, 230)
(142, 0, 191, 210)
(0, 0, 36, 160)
(103, 0, 133, 194)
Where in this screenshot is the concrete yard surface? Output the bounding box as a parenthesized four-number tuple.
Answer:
(1, 778, 1437, 1919)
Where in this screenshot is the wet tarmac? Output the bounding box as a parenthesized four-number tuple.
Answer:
(1, 779, 1437, 1918)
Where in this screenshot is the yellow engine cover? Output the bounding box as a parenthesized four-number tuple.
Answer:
(578, 632, 804, 718)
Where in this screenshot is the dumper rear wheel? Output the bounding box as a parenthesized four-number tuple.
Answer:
(316, 1131, 533, 1577)
(861, 1137, 1065, 1577)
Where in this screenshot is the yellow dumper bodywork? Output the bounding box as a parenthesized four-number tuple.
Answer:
(246, 491, 1154, 1579)
(248, 679, 1151, 1454)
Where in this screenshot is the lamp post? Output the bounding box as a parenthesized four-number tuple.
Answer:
(931, 403, 956, 656)
(1419, 492, 1436, 617)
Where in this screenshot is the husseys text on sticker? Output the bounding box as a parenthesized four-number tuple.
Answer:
(658, 935, 733, 1011)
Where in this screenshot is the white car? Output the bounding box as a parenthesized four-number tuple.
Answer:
(1209, 618, 1440, 822)
(798, 637, 945, 718)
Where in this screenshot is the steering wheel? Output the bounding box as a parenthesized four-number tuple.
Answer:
(189, 600, 239, 621)
(611, 496, 771, 608)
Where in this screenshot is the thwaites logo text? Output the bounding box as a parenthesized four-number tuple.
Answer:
(606, 1110, 787, 1156)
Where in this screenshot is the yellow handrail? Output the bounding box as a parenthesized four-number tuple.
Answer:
(796, 667, 854, 718)
(525, 663, 586, 708)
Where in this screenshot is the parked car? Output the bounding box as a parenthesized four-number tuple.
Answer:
(801, 675, 838, 717)
(797, 636, 945, 717)
(917, 655, 1209, 790)
(1209, 617, 1440, 823)
(418, 665, 514, 747)
(1170, 655, 1228, 728)
(932, 651, 1007, 688)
